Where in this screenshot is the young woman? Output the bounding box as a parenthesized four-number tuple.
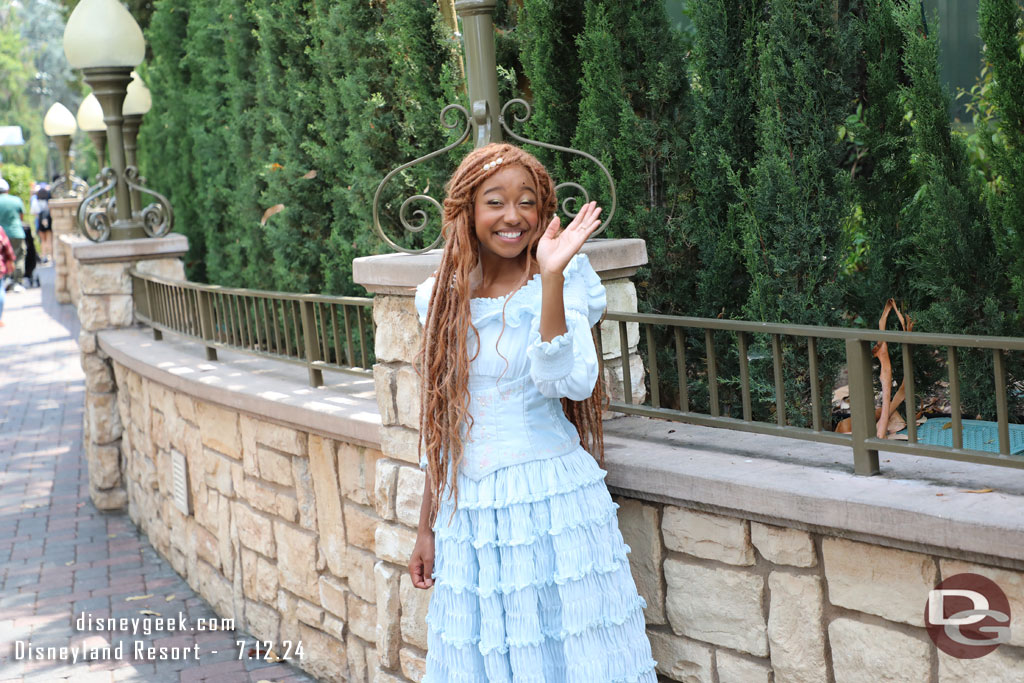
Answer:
(408, 143, 657, 682)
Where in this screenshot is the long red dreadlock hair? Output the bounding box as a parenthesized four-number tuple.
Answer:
(417, 143, 606, 525)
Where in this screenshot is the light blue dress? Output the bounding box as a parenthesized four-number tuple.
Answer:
(415, 253, 658, 683)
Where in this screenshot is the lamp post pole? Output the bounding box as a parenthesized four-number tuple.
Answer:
(53, 134, 73, 184)
(122, 114, 142, 215)
(454, 0, 502, 147)
(81, 66, 144, 239)
(86, 130, 107, 169)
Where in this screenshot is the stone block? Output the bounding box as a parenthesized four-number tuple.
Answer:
(79, 332, 97, 354)
(319, 574, 348, 620)
(400, 648, 426, 683)
(345, 546, 377, 603)
(233, 503, 276, 558)
(374, 459, 399, 521)
(203, 447, 235, 497)
(938, 646, 1023, 681)
(348, 593, 377, 642)
(196, 401, 241, 459)
(338, 442, 374, 507)
(79, 262, 131, 294)
(174, 393, 196, 424)
(134, 257, 185, 280)
(647, 630, 712, 682)
(662, 506, 754, 566)
(828, 618, 931, 683)
(296, 599, 324, 627)
(278, 589, 299, 644)
(195, 559, 234, 619)
(241, 549, 278, 604)
(374, 364, 398, 427)
(292, 456, 317, 532)
(395, 366, 421, 430)
(257, 446, 294, 486)
(195, 525, 220, 570)
(90, 486, 127, 511)
(603, 352, 646, 405)
(941, 559, 1024, 647)
(616, 498, 665, 625)
(375, 524, 417, 566)
(380, 425, 421, 466)
(81, 352, 114, 393)
(347, 633, 369, 683)
(245, 599, 279, 642)
(395, 467, 425, 529)
(346, 503, 379, 551)
(323, 614, 345, 642)
(715, 651, 771, 683)
(375, 561, 402, 668)
(822, 537, 935, 627)
(309, 434, 346, 577)
(599, 279, 640, 357)
(768, 572, 827, 682)
(399, 574, 431, 650)
(664, 558, 767, 656)
(750, 522, 816, 567)
(239, 475, 297, 523)
(373, 295, 422, 364)
(256, 421, 306, 456)
(298, 623, 347, 683)
(78, 294, 133, 331)
(86, 391, 122, 445)
(274, 521, 319, 602)
(89, 443, 122, 490)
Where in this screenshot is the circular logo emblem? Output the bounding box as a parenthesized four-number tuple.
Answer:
(925, 573, 1011, 659)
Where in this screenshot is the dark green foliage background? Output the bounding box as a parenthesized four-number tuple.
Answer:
(137, 0, 1024, 420)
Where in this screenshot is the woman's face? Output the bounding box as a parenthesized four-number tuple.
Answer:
(473, 164, 540, 261)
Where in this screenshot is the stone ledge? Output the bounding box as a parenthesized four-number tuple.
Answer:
(73, 233, 189, 264)
(97, 326, 381, 450)
(353, 238, 648, 294)
(604, 417, 1024, 569)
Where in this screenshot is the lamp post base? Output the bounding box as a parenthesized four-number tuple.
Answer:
(110, 219, 148, 241)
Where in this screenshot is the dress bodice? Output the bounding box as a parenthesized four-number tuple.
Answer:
(415, 253, 607, 479)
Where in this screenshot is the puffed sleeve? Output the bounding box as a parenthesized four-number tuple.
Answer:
(527, 254, 606, 400)
(414, 276, 436, 327)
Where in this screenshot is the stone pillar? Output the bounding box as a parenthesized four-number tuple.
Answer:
(352, 238, 646, 682)
(50, 197, 83, 304)
(72, 234, 189, 510)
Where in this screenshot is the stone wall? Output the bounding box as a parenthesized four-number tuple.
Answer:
(50, 197, 83, 305)
(615, 501, 1024, 682)
(108, 361, 402, 682)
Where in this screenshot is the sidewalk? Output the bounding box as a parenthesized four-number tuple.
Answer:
(0, 264, 317, 683)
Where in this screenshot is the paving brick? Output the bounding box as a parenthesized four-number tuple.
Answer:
(0, 268, 316, 683)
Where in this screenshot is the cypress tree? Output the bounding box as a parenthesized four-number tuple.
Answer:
(733, 0, 855, 425)
(978, 0, 1024, 324)
(844, 0, 917, 322)
(897, 3, 1015, 417)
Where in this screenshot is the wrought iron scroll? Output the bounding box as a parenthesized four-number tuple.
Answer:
(76, 167, 116, 242)
(125, 166, 175, 237)
(372, 104, 472, 254)
(51, 174, 91, 199)
(499, 99, 616, 237)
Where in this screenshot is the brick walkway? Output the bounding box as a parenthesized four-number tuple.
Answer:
(0, 264, 317, 682)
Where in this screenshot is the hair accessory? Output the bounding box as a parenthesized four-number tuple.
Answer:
(482, 157, 504, 172)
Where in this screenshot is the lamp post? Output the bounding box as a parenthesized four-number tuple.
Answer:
(43, 103, 87, 198)
(63, 0, 170, 241)
(76, 93, 107, 170)
(122, 72, 152, 216)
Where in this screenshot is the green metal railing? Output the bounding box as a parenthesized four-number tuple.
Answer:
(130, 271, 374, 386)
(602, 312, 1024, 474)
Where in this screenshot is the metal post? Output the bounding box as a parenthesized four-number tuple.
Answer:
(198, 289, 218, 361)
(846, 338, 880, 475)
(142, 278, 162, 341)
(454, 0, 502, 147)
(122, 113, 143, 215)
(300, 298, 324, 387)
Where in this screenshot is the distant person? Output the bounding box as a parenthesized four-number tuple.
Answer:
(0, 179, 25, 292)
(35, 182, 52, 263)
(0, 224, 13, 325)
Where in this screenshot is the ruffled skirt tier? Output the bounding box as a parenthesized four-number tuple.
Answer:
(423, 449, 658, 683)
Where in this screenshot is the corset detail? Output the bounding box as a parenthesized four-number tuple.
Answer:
(459, 374, 581, 479)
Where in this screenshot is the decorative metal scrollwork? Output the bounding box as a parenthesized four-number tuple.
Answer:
(51, 174, 91, 199)
(499, 99, 616, 237)
(76, 167, 116, 242)
(125, 166, 174, 237)
(372, 104, 472, 254)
